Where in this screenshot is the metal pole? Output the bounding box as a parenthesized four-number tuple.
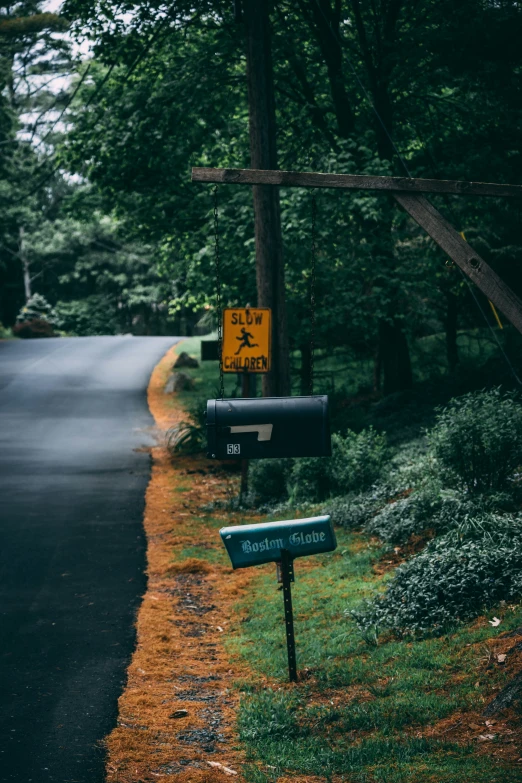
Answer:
(240, 371, 249, 499)
(280, 549, 297, 682)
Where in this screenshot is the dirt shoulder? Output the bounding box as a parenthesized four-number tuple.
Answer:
(105, 344, 256, 782)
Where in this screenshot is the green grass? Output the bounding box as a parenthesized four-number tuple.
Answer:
(225, 526, 522, 782)
(179, 543, 229, 566)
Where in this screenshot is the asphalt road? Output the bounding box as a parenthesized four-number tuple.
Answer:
(0, 336, 178, 783)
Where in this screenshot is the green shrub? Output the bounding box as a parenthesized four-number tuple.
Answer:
(287, 427, 388, 504)
(16, 293, 60, 328)
(166, 397, 207, 455)
(324, 490, 383, 529)
(249, 459, 293, 504)
(352, 518, 522, 635)
(365, 481, 445, 543)
(429, 388, 522, 493)
(287, 456, 332, 503)
(55, 295, 119, 336)
(331, 427, 388, 494)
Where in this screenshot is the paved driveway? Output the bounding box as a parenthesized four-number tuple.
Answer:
(0, 336, 178, 782)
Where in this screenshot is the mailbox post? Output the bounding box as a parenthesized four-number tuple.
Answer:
(280, 549, 297, 682)
(220, 516, 336, 682)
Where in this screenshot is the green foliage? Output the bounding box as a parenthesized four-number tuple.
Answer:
(352, 522, 522, 636)
(287, 456, 332, 504)
(166, 396, 207, 455)
(324, 489, 383, 530)
(331, 428, 388, 495)
(166, 420, 204, 455)
(429, 388, 522, 493)
(287, 428, 388, 504)
(249, 459, 293, 505)
(16, 292, 60, 327)
(55, 295, 118, 336)
(350, 390, 522, 633)
(364, 481, 443, 543)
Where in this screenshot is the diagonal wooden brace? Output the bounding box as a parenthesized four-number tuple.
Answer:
(393, 193, 522, 337)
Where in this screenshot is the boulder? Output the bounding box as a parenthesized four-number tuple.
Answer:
(173, 351, 199, 369)
(164, 371, 195, 394)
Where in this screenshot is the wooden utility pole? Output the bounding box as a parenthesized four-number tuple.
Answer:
(243, 0, 290, 397)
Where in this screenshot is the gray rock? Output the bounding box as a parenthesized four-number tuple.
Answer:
(173, 351, 199, 369)
(164, 371, 195, 394)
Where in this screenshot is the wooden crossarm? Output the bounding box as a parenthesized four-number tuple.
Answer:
(192, 165, 522, 338)
(394, 193, 522, 335)
(192, 166, 522, 199)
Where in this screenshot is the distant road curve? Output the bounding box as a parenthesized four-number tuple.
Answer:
(0, 336, 179, 783)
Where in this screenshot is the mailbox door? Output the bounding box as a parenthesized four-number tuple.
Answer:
(220, 515, 336, 569)
(207, 395, 331, 460)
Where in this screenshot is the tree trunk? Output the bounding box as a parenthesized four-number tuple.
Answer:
(243, 0, 290, 397)
(445, 291, 459, 372)
(20, 227, 31, 303)
(379, 320, 412, 396)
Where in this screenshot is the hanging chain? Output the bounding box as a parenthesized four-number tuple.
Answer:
(309, 190, 317, 396)
(213, 186, 225, 399)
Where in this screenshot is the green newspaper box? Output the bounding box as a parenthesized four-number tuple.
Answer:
(219, 515, 336, 570)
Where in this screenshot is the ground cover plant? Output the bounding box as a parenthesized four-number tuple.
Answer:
(341, 389, 522, 636)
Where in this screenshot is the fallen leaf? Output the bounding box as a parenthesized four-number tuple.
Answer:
(477, 734, 496, 741)
(207, 761, 238, 776)
(217, 626, 224, 632)
(489, 617, 502, 627)
(170, 710, 188, 719)
(497, 654, 507, 663)
(469, 723, 481, 730)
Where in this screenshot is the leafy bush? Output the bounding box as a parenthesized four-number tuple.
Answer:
(288, 456, 332, 503)
(331, 427, 388, 494)
(287, 428, 388, 504)
(0, 322, 13, 338)
(16, 293, 60, 328)
(249, 459, 293, 504)
(55, 296, 119, 336)
(166, 397, 207, 455)
(13, 318, 56, 338)
(324, 490, 383, 529)
(429, 388, 522, 493)
(365, 481, 444, 543)
(352, 518, 522, 635)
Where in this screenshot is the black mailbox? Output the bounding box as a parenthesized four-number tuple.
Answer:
(206, 395, 331, 459)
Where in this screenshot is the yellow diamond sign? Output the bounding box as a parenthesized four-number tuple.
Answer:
(222, 308, 271, 373)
